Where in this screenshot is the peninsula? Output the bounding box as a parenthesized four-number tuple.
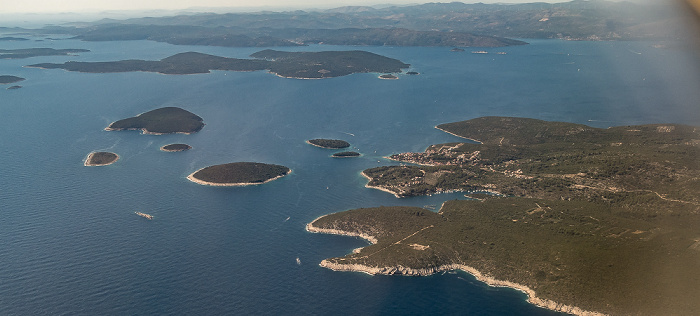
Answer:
(160, 143, 192, 152)
(27, 50, 409, 79)
(309, 117, 700, 316)
(187, 162, 291, 186)
(0, 76, 25, 84)
(306, 139, 350, 149)
(106, 107, 204, 134)
(84, 151, 119, 166)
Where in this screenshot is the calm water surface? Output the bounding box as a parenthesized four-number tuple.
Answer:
(1, 36, 699, 315)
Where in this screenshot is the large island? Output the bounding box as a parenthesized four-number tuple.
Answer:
(308, 117, 700, 316)
(106, 107, 204, 134)
(27, 50, 410, 79)
(188, 162, 291, 186)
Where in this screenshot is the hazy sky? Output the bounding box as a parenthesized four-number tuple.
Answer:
(2, 0, 631, 14)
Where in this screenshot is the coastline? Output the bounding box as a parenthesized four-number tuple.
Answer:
(105, 126, 199, 135)
(160, 145, 192, 152)
(305, 140, 348, 149)
(360, 171, 402, 198)
(84, 152, 119, 166)
(186, 168, 291, 187)
(306, 218, 605, 316)
(434, 126, 483, 144)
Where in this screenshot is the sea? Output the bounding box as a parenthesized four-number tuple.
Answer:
(1, 34, 700, 315)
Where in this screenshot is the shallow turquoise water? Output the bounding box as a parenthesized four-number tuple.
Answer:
(1, 36, 698, 315)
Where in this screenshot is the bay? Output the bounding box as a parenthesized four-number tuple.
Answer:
(1, 35, 699, 315)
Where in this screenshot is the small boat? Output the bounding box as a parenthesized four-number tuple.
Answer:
(296, 257, 301, 265)
(135, 212, 153, 220)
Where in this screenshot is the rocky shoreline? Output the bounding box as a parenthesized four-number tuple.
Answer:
(306, 216, 605, 316)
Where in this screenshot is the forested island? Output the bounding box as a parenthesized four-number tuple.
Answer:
(332, 151, 361, 158)
(188, 162, 291, 186)
(0, 48, 89, 59)
(106, 107, 204, 134)
(160, 143, 192, 152)
(309, 117, 700, 316)
(27, 50, 409, 79)
(0, 75, 24, 84)
(84, 151, 119, 166)
(306, 139, 350, 149)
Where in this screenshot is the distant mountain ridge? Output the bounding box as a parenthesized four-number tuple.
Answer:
(8, 0, 686, 48)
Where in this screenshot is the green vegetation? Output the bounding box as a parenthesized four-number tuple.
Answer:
(107, 107, 204, 134)
(309, 198, 700, 315)
(250, 50, 409, 78)
(29, 52, 270, 75)
(366, 117, 700, 211)
(0, 76, 25, 84)
(160, 143, 192, 152)
(310, 116, 700, 315)
(307, 139, 350, 149)
(332, 151, 360, 158)
(28, 50, 409, 78)
(84, 151, 119, 166)
(378, 74, 398, 79)
(189, 162, 290, 185)
(0, 48, 89, 59)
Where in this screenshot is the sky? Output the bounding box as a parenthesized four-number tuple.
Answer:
(1, 0, 646, 14)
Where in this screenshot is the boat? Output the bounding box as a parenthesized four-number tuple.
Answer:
(135, 212, 153, 220)
(296, 257, 301, 265)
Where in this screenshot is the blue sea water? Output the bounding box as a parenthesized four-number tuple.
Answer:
(1, 36, 700, 315)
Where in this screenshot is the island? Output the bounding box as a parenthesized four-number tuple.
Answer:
(160, 143, 192, 152)
(450, 48, 465, 52)
(0, 48, 89, 59)
(306, 139, 350, 149)
(27, 50, 410, 79)
(84, 151, 119, 166)
(309, 117, 700, 316)
(331, 151, 361, 158)
(106, 107, 204, 134)
(188, 162, 291, 186)
(0, 37, 29, 41)
(0, 76, 25, 84)
(406, 71, 419, 75)
(70, 24, 526, 48)
(378, 74, 398, 80)
(7, 85, 22, 90)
